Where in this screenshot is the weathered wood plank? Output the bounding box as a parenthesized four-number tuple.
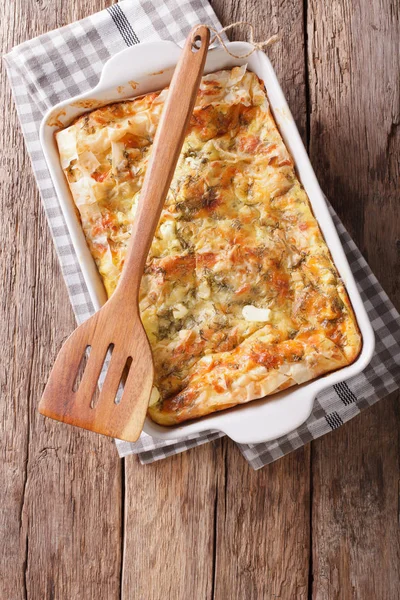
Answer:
(208, 2, 311, 598)
(123, 2, 311, 597)
(2, 0, 399, 599)
(213, 441, 311, 600)
(311, 397, 400, 600)
(1, 1, 122, 599)
(308, 1, 400, 598)
(123, 444, 220, 600)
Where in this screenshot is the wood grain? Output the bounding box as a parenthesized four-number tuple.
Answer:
(311, 398, 400, 600)
(207, 2, 311, 598)
(308, 1, 400, 598)
(213, 441, 311, 600)
(1, 1, 121, 599)
(123, 2, 313, 597)
(1, 0, 400, 599)
(123, 444, 220, 600)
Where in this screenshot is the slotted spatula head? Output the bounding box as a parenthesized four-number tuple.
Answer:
(40, 305, 154, 441)
(39, 25, 211, 441)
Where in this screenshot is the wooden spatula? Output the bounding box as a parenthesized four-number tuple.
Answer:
(39, 25, 210, 442)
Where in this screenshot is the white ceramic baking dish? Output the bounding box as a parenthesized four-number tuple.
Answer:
(39, 40, 375, 444)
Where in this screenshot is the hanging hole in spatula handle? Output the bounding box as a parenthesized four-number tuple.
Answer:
(192, 35, 203, 52)
(190, 25, 209, 52)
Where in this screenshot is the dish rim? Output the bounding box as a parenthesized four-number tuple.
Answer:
(39, 39, 375, 445)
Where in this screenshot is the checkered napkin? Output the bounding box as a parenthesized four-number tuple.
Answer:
(5, 0, 400, 469)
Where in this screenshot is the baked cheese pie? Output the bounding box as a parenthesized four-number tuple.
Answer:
(57, 66, 361, 425)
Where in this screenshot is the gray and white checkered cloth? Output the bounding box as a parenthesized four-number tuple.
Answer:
(4, 0, 400, 469)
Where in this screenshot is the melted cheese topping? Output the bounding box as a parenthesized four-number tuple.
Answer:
(57, 66, 362, 425)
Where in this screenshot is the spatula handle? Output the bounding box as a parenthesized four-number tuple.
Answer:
(114, 25, 210, 305)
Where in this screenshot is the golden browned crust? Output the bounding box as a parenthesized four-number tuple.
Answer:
(57, 66, 362, 426)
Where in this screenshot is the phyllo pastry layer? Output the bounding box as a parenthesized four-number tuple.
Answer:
(57, 66, 361, 425)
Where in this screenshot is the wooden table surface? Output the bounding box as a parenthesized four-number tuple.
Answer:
(1, 1, 399, 598)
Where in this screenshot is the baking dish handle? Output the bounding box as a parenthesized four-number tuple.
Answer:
(216, 389, 316, 445)
(95, 41, 181, 91)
